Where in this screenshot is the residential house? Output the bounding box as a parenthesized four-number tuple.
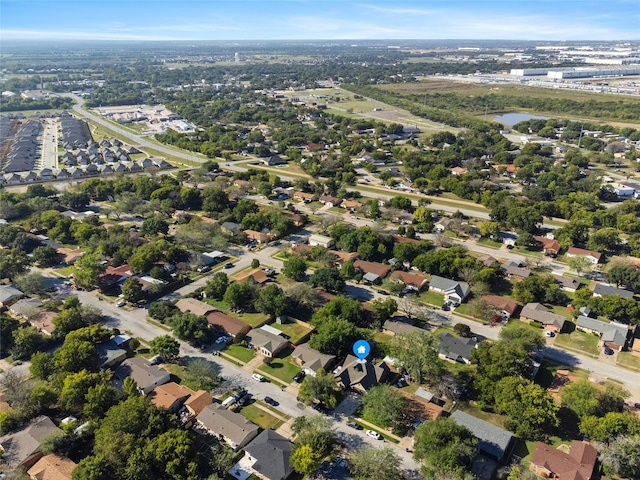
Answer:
(354, 260, 391, 283)
(56, 247, 84, 266)
(409, 390, 444, 422)
(341, 199, 363, 211)
(393, 234, 421, 245)
(291, 343, 336, 377)
(438, 333, 479, 364)
(149, 382, 194, 413)
(96, 340, 127, 368)
(429, 276, 471, 304)
(593, 283, 635, 299)
(492, 164, 520, 177)
(433, 217, 452, 232)
(520, 303, 566, 332)
(292, 191, 315, 203)
(388, 271, 429, 291)
(27, 453, 77, 480)
(330, 250, 359, 264)
(221, 221, 242, 235)
(236, 269, 271, 284)
(334, 354, 390, 394)
(9, 297, 43, 318)
(115, 357, 170, 395)
(206, 311, 251, 339)
(478, 254, 499, 267)
(29, 311, 57, 336)
(533, 236, 561, 257)
(501, 261, 532, 281)
(0, 285, 24, 307)
(530, 440, 597, 480)
(196, 404, 259, 451)
(243, 429, 294, 480)
(184, 390, 213, 416)
(246, 328, 289, 357)
(175, 298, 216, 317)
(451, 167, 468, 176)
(576, 316, 630, 351)
(482, 295, 519, 318)
(262, 155, 287, 166)
(99, 264, 132, 289)
(500, 232, 518, 247)
(318, 195, 341, 207)
(0, 416, 63, 470)
(451, 410, 513, 461)
(553, 275, 581, 293)
(244, 229, 271, 244)
(566, 247, 602, 265)
(382, 316, 422, 336)
(308, 234, 334, 248)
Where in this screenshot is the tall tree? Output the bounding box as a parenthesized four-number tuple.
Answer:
(389, 330, 441, 383)
(349, 446, 403, 480)
(297, 369, 340, 408)
(149, 335, 180, 363)
(361, 385, 406, 429)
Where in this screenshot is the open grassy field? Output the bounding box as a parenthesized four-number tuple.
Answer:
(554, 330, 600, 358)
(617, 351, 640, 372)
(258, 352, 301, 384)
(376, 80, 640, 127)
(238, 404, 284, 430)
(224, 344, 256, 364)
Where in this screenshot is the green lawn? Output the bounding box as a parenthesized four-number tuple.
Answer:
(554, 330, 600, 357)
(232, 312, 269, 328)
(617, 352, 640, 372)
(56, 265, 75, 277)
(549, 305, 574, 320)
(258, 350, 301, 384)
(270, 322, 314, 345)
(373, 332, 393, 345)
(419, 290, 445, 307)
(224, 344, 256, 363)
(238, 404, 283, 430)
(477, 238, 502, 248)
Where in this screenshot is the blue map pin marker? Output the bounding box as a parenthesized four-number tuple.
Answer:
(353, 340, 371, 361)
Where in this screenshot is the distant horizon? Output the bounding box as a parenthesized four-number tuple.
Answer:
(1, 1, 639, 42)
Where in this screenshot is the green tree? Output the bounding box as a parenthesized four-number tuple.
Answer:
(140, 216, 169, 237)
(84, 383, 120, 420)
(290, 444, 322, 476)
(73, 252, 107, 290)
(282, 255, 307, 281)
(148, 300, 178, 321)
(606, 262, 640, 293)
(30, 351, 54, 380)
(579, 412, 640, 442)
(250, 258, 260, 269)
(340, 260, 357, 279)
(389, 330, 441, 383)
(204, 272, 228, 300)
(308, 317, 359, 357)
(53, 338, 99, 373)
(121, 277, 144, 303)
(59, 369, 112, 412)
(309, 267, 345, 292)
(149, 335, 180, 363)
(468, 297, 496, 322)
(128, 243, 160, 274)
(349, 446, 402, 480)
(223, 281, 259, 311)
(169, 313, 213, 346)
(53, 307, 86, 336)
(254, 284, 287, 317)
(73, 454, 114, 480)
(14, 271, 48, 296)
(10, 326, 44, 359)
(472, 341, 533, 402)
(566, 255, 593, 276)
(361, 385, 406, 429)
(0, 248, 33, 281)
(498, 322, 545, 352)
(182, 358, 220, 391)
(600, 435, 640, 479)
(413, 418, 477, 480)
(371, 298, 397, 324)
(493, 377, 559, 437)
(297, 369, 340, 408)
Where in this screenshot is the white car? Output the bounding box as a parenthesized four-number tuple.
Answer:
(366, 430, 382, 440)
(252, 373, 266, 382)
(115, 300, 125, 307)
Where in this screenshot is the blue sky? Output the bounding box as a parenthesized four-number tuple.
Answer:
(1, 1, 638, 41)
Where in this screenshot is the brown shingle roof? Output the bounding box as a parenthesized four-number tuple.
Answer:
(567, 247, 602, 261)
(235, 269, 270, 284)
(148, 382, 194, 411)
(482, 295, 518, 317)
(530, 441, 597, 480)
(184, 390, 213, 416)
(27, 454, 76, 480)
(354, 260, 390, 278)
(389, 271, 429, 289)
(206, 311, 251, 337)
(175, 298, 215, 317)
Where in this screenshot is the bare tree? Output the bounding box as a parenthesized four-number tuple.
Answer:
(317, 214, 341, 233)
(459, 267, 477, 284)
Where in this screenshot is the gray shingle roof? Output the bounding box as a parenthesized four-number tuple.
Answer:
(438, 333, 478, 362)
(451, 410, 513, 460)
(245, 429, 293, 480)
(520, 303, 566, 328)
(576, 315, 629, 347)
(593, 284, 634, 299)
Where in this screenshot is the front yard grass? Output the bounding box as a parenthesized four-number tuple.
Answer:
(239, 404, 284, 430)
(554, 330, 600, 357)
(224, 344, 256, 364)
(419, 290, 445, 307)
(617, 351, 640, 372)
(258, 349, 301, 384)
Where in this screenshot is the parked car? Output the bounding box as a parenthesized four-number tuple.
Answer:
(115, 300, 125, 307)
(252, 373, 266, 382)
(149, 355, 163, 365)
(544, 331, 555, 337)
(224, 262, 234, 269)
(264, 396, 279, 406)
(216, 336, 230, 344)
(293, 371, 306, 383)
(366, 430, 383, 440)
(237, 393, 252, 406)
(346, 421, 362, 430)
(377, 290, 389, 295)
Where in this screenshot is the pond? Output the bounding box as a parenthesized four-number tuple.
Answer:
(494, 112, 550, 127)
